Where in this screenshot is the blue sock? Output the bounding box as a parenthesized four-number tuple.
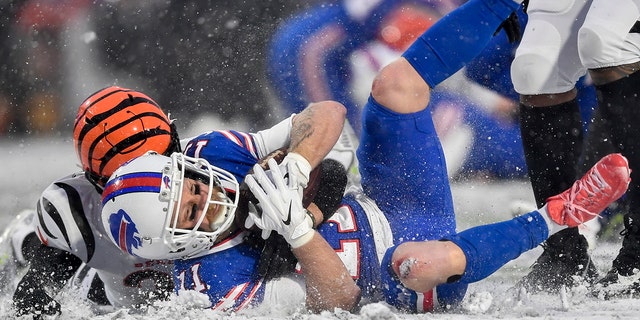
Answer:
(402, 0, 520, 88)
(443, 210, 549, 283)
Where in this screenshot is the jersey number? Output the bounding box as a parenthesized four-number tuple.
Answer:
(177, 263, 207, 292)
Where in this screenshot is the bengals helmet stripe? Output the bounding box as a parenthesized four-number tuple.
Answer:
(73, 86, 180, 187)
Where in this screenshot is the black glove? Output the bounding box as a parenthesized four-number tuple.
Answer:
(12, 245, 82, 318)
(13, 285, 61, 319)
(494, 11, 522, 43)
(313, 159, 347, 223)
(523, 0, 530, 13)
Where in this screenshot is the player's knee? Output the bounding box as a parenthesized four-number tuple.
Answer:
(579, 0, 640, 68)
(578, 25, 613, 68)
(511, 52, 558, 95)
(371, 59, 430, 113)
(371, 62, 405, 99)
(389, 242, 449, 292)
(512, 18, 568, 95)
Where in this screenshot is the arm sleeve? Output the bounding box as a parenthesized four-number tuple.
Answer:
(35, 183, 80, 253)
(261, 274, 307, 307)
(251, 114, 294, 159)
(14, 245, 83, 300)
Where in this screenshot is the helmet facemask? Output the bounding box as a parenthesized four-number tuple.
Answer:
(160, 153, 239, 258)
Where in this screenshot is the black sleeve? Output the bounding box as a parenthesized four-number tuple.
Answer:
(315, 159, 348, 222)
(13, 244, 83, 317)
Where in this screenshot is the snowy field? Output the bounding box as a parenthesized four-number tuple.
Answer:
(0, 137, 636, 319)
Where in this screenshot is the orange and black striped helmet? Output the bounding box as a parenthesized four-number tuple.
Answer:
(73, 86, 181, 187)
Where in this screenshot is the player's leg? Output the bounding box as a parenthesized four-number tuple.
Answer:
(577, 0, 640, 290)
(593, 73, 640, 286)
(359, 0, 523, 241)
(361, 0, 522, 312)
(384, 153, 630, 294)
(372, 0, 522, 114)
(364, 0, 524, 204)
(510, 0, 595, 291)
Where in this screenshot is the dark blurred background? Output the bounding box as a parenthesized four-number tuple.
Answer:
(0, 0, 319, 137)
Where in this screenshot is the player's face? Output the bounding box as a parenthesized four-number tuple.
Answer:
(174, 178, 226, 232)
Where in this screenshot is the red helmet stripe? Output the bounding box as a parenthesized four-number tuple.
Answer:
(102, 172, 163, 205)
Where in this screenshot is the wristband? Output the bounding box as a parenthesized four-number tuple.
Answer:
(288, 228, 314, 249)
(305, 209, 317, 229)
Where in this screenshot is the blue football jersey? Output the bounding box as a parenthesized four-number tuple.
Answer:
(183, 130, 262, 184)
(172, 192, 392, 311)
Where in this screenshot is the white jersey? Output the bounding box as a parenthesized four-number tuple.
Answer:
(34, 172, 173, 307)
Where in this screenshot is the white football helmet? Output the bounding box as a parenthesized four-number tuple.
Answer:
(101, 152, 239, 260)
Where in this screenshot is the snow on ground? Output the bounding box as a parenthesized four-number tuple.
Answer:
(0, 137, 636, 319)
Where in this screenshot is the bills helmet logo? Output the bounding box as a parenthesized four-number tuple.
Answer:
(163, 175, 171, 188)
(108, 209, 142, 256)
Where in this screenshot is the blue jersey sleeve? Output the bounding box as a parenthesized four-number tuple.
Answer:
(173, 243, 265, 312)
(461, 4, 526, 101)
(183, 130, 260, 184)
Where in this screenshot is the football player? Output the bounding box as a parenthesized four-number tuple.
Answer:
(100, 0, 630, 314)
(511, 0, 640, 293)
(11, 86, 348, 317)
(11, 87, 181, 317)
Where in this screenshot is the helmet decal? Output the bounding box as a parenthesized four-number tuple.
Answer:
(163, 175, 171, 189)
(102, 172, 163, 205)
(108, 209, 142, 255)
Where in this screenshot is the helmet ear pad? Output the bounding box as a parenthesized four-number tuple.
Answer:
(236, 148, 323, 226)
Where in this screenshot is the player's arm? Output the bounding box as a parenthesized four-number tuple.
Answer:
(13, 180, 86, 317)
(290, 205, 360, 312)
(13, 245, 82, 317)
(245, 160, 360, 313)
(253, 100, 346, 165)
(288, 100, 345, 168)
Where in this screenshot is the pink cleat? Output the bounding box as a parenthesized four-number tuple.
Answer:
(547, 153, 631, 227)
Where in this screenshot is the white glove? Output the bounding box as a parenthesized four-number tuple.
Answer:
(244, 158, 314, 248)
(279, 152, 311, 189)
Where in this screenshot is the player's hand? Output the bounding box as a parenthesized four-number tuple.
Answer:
(13, 285, 61, 319)
(494, 11, 521, 43)
(244, 158, 314, 248)
(279, 152, 311, 190)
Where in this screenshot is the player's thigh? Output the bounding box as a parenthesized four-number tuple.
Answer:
(357, 98, 456, 239)
(578, 0, 640, 68)
(512, 0, 590, 94)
